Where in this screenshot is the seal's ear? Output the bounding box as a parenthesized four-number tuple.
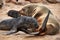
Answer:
(7, 10, 21, 18)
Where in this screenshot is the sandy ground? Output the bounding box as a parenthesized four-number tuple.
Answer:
(0, 1, 60, 40)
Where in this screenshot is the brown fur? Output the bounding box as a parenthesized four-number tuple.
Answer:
(19, 4, 60, 35)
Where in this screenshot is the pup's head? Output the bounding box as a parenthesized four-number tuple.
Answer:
(7, 10, 21, 18)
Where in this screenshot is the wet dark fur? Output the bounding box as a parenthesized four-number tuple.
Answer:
(0, 16, 39, 35)
(7, 10, 21, 18)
